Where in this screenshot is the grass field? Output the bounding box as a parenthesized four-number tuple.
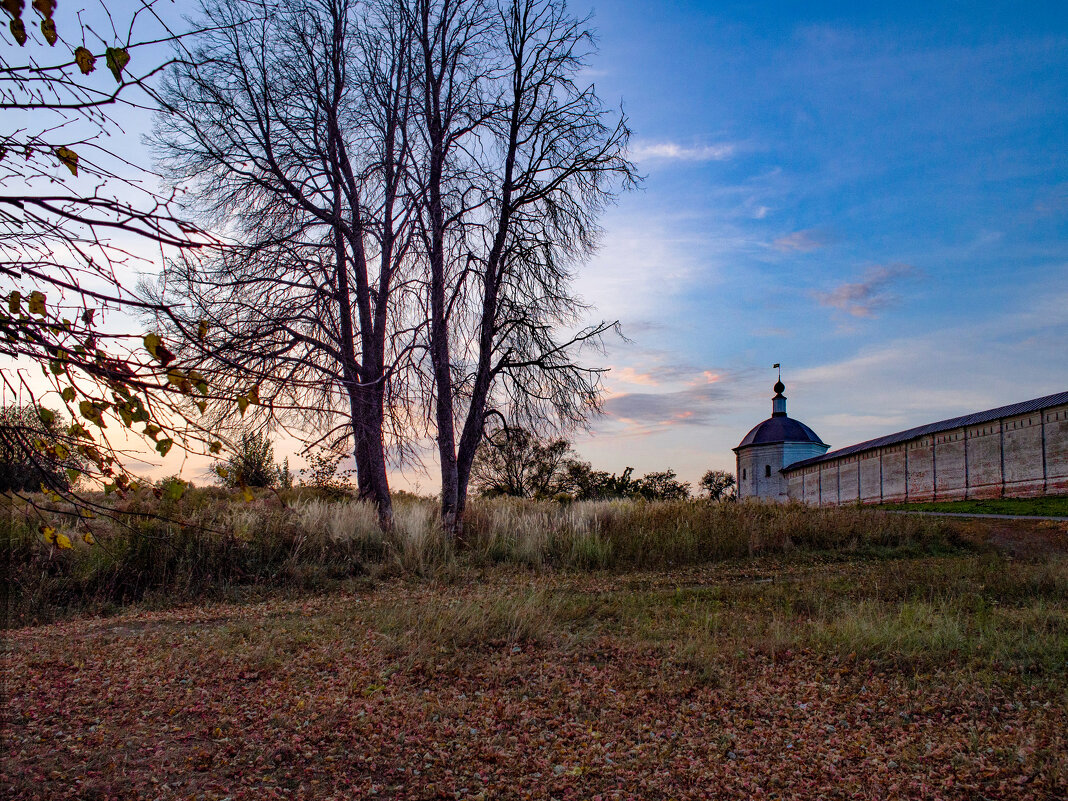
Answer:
(878, 494, 1068, 518)
(3, 494, 1067, 799)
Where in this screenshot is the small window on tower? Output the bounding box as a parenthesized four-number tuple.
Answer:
(765, 465, 771, 478)
(742, 469, 747, 480)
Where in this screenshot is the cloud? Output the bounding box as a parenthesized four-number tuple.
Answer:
(612, 366, 659, 386)
(629, 141, 736, 162)
(772, 228, 835, 252)
(602, 380, 729, 429)
(812, 263, 916, 318)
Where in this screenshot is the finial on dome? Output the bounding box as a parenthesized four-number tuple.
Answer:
(772, 364, 786, 416)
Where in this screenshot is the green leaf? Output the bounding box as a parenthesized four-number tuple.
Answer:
(105, 46, 130, 82)
(209, 441, 223, 455)
(28, 290, 46, 316)
(155, 438, 174, 457)
(190, 371, 209, 396)
(143, 332, 161, 359)
(237, 395, 249, 416)
(7, 291, 19, 314)
(164, 479, 186, 502)
(37, 407, 55, 426)
(78, 400, 105, 427)
(61, 386, 76, 402)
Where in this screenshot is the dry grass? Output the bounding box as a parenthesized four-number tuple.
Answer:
(0, 488, 984, 626)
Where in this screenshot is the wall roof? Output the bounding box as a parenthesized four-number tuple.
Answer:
(782, 390, 1068, 473)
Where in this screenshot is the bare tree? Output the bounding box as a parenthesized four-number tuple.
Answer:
(150, 0, 419, 526)
(408, 0, 635, 537)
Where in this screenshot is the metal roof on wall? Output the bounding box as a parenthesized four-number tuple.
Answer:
(782, 390, 1068, 473)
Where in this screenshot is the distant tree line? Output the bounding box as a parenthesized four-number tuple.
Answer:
(470, 427, 735, 502)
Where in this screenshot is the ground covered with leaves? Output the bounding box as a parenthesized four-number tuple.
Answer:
(3, 548, 1066, 800)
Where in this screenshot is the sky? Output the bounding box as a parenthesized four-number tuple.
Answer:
(7, 0, 1068, 490)
(560, 0, 1068, 487)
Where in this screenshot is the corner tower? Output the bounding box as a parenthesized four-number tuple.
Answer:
(733, 373, 828, 501)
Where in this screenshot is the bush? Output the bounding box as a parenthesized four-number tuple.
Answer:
(215, 430, 286, 489)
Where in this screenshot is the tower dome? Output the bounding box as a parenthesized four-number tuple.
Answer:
(733, 375, 829, 502)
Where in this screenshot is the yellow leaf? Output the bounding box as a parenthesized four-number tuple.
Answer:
(82, 531, 96, 545)
(74, 46, 95, 75)
(237, 395, 249, 416)
(55, 532, 73, 550)
(143, 332, 161, 359)
(7, 291, 19, 314)
(241, 486, 254, 503)
(40, 525, 57, 545)
(197, 320, 208, 340)
(105, 46, 130, 83)
(55, 146, 78, 176)
(28, 290, 46, 316)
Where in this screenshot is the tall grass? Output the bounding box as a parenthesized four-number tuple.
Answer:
(2, 489, 960, 625)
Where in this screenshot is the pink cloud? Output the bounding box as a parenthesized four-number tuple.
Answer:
(813, 263, 917, 318)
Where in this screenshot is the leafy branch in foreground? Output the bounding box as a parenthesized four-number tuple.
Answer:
(0, 1, 240, 537)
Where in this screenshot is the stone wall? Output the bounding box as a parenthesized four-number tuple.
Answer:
(784, 400, 1068, 504)
(738, 440, 829, 502)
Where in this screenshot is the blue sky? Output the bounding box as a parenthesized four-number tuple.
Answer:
(9, 0, 1065, 489)
(564, 0, 1068, 485)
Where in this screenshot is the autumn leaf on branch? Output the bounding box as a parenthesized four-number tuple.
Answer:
(54, 146, 78, 176)
(105, 46, 130, 82)
(74, 46, 95, 74)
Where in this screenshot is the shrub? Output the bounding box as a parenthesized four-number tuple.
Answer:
(215, 430, 283, 489)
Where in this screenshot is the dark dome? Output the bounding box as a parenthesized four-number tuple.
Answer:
(736, 415, 826, 449)
(773, 380, 785, 394)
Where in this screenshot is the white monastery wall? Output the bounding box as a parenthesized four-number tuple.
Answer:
(784, 400, 1068, 505)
